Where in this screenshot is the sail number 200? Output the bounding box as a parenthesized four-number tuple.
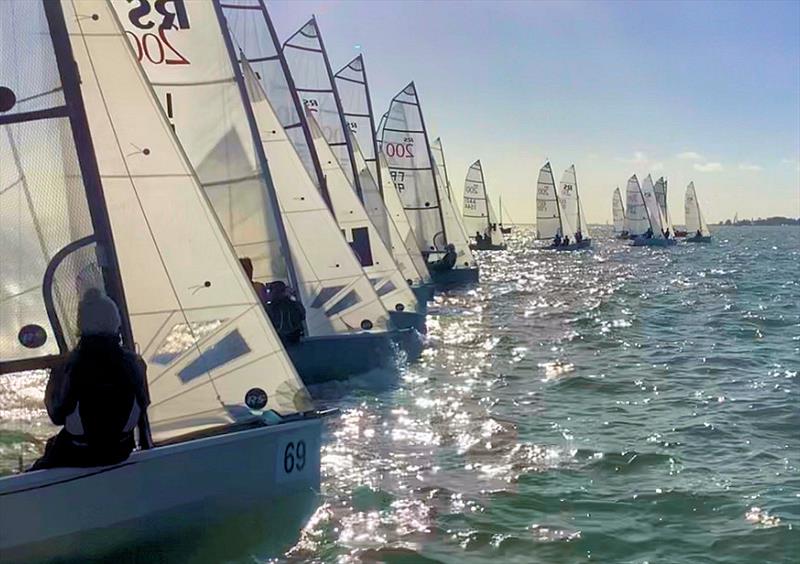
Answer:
(125, 28, 190, 65)
(384, 142, 414, 158)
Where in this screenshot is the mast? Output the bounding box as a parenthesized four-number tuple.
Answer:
(499, 195, 503, 225)
(42, 0, 133, 351)
(212, 0, 303, 304)
(573, 165, 582, 232)
(551, 165, 565, 236)
(477, 161, 492, 233)
(358, 55, 383, 192)
(307, 16, 364, 202)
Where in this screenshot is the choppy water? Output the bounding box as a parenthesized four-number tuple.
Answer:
(2, 226, 798, 563)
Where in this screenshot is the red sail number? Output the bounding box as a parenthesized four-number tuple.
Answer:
(384, 142, 414, 159)
(125, 28, 190, 65)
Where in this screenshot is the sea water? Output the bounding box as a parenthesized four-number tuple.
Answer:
(1, 225, 798, 563)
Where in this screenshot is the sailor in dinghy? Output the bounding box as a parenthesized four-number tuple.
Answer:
(0, 1, 323, 560)
(631, 174, 677, 247)
(463, 160, 507, 251)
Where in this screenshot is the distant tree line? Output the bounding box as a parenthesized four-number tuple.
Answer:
(720, 216, 800, 226)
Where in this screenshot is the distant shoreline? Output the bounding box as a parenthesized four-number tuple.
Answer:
(716, 217, 800, 227)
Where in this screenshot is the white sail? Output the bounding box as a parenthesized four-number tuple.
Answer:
(115, 0, 287, 288)
(641, 174, 666, 237)
(536, 163, 572, 240)
(624, 175, 649, 237)
(485, 198, 505, 246)
(70, 0, 309, 441)
(282, 18, 359, 194)
(221, 0, 319, 186)
(241, 61, 391, 334)
(654, 176, 674, 233)
(559, 165, 590, 239)
(463, 160, 505, 246)
(305, 110, 419, 314)
(378, 151, 432, 283)
(432, 155, 477, 266)
(380, 83, 445, 254)
(335, 55, 380, 191)
(685, 181, 710, 236)
(612, 187, 626, 233)
(429, 137, 477, 261)
(430, 138, 455, 203)
(350, 132, 425, 286)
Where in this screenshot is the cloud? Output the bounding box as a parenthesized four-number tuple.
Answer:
(616, 151, 650, 164)
(738, 163, 762, 171)
(693, 162, 723, 172)
(677, 151, 704, 160)
(651, 162, 664, 171)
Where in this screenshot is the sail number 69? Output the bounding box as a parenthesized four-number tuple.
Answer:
(283, 440, 306, 474)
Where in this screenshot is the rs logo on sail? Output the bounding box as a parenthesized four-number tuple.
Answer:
(126, 0, 190, 30)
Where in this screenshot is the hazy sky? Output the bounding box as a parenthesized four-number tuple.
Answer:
(269, 0, 800, 224)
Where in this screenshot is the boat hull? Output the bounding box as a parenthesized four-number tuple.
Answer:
(389, 309, 427, 334)
(430, 267, 480, 289)
(685, 235, 712, 243)
(0, 418, 322, 563)
(286, 329, 423, 385)
(469, 242, 507, 251)
(411, 283, 436, 304)
(500, 227, 512, 234)
(631, 237, 677, 247)
(551, 239, 592, 251)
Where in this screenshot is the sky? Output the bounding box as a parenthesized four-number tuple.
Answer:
(269, 0, 800, 224)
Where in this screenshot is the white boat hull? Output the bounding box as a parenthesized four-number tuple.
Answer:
(0, 418, 322, 563)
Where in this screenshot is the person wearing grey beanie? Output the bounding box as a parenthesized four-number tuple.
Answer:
(30, 288, 150, 470)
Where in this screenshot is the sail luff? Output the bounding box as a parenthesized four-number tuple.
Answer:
(308, 17, 364, 202)
(477, 160, 493, 233)
(211, 0, 303, 310)
(413, 86, 448, 245)
(43, 0, 133, 350)
(359, 56, 383, 190)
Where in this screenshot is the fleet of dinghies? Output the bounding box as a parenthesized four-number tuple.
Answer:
(0, 0, 717, 558)
(617, 173, 712, 246)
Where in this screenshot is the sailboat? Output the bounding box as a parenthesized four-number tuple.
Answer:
(631, 174, 677, 247)
(120, 0, 422, 383)
(380, 84, 479, 288)
(0, 1, 321, 560)
(684, 182, 712, 243)
(654, 176, 677, 237)
(333, 54, 434, 304)
(463, 160, 507, 251)
(499, 196, 513, 234)
(280, 17, 425, 333)
(430, 137, 482, 264)
(612, 186, 628, 238)
(558, 165, 592, 248)
(535, 163, 588, 250)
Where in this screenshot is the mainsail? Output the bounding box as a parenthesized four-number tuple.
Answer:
(654, 176, 674, 233)
(7, 0, 311, 443)
(378, 151, 432, 282)
(558, 165, 590, 238)
(684, 181, 710, 236)
(641, 174, 666, 237)
(536, 162, 571, 240)
(282, 17, 361, 199)
(463, 160, 505, 246)
(624, 174, 649, 237)
(612, 187, 626, 233)
(379, 83, 446, 254)
(430, 137, 477, 262)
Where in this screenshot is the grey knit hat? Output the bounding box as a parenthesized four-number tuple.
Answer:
(78, 288, 121, 336)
